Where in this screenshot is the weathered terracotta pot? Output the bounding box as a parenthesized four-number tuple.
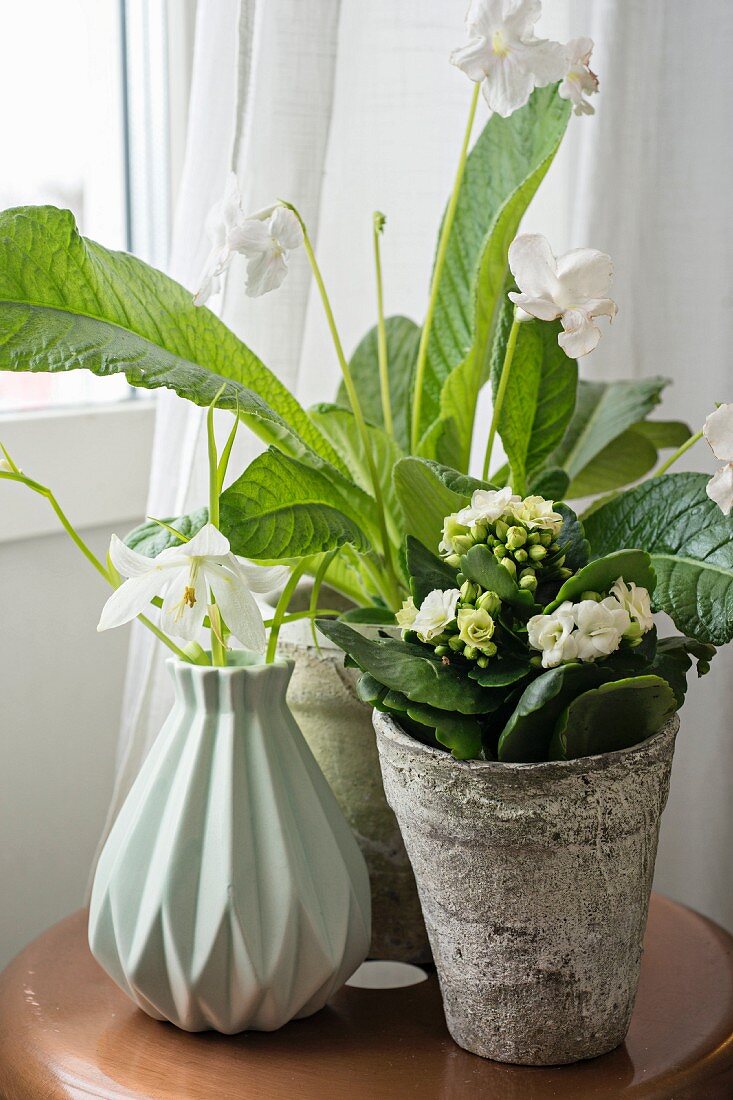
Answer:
(279, 632, 430, 964)
(374, 710, 679, 1065)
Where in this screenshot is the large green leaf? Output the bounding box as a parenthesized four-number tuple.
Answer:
(548, 675, 677, 761)
(418, 87, 571, 468)
(124, 509, 209, 557)
(549, 377, 668, 487)
(357, 675, 484, 760)
(583, 473, 733, 644)
(394, 457, 494, 554)
(317, 619, 494, 714)
(544, 550, 656, 613)
(219, 447, 374, 561)
(338, 316, 420, 451)
(406, 536, 459, 605)
(0, 206, 346, 474)
(566, 419, 692, 497)
(497, 663, 604, 762)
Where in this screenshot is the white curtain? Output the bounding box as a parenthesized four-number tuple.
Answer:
(106, 0, 733, 930)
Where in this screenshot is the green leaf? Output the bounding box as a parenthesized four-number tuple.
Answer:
(467, 655, 531, 688)
(494, 318, 578, 495)
(632, 420, 692, 449)
(555, 503, 590, 573)
(405, 705, 484, 760)
(339, 316, 420, 451)
(393, 457, 494, 554)
(549, 377, 668, 485)
(544, 550, 656, 613)
(316, 619, 495, 714)
(530, 466, 571, 500)
(497, 663, 605, 762)
(418, 86, 571, 469)
(548, 675, 677, 761)
(406, 536, 459, 605)
(0, 206, 346, 474)
(583, 473, 733, 644)
(219, 447, 374, 560)
(567, 428, 658, 497)
(309, 402, 403, 546)
(460, 544, 536, 611)
(650, 635, 716, 708)
(339, 607, 396, 625)
(124, 508, 209, 557)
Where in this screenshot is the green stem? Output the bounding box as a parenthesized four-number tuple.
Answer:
(373, 212, 393, 437)
(650, 430, 703, 478)
(266, 559, 311, 664)
(410, 83, 480, 454)
(482, 316, 521, 483)
(285, 202, 401, 608)
(262, 608, 341, 628)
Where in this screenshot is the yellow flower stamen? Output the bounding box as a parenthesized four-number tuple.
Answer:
(491, 30, 510, 58)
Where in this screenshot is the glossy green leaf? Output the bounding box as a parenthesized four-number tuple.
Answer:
(0, 206, 346, 473)
(548, 675, 677, 761)
(460, 544, 536, 611)
(467, 655, 531, 688)
(418, 87, 571, 468)
(338, 315, 420, 451)
(497, 663, 604, 762)
(583, 473, 733, 644)
(544, 550, 656, 613)
(339, 607, 396, 625)
(555, 503, 590, 573)
(394, 457, 494, 555)
(406, 536, 460, 605)
(650, 635, 716, 708)
(124, 508, 209, 557)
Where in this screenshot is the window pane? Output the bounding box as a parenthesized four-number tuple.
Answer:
(0, 0, 130, 411)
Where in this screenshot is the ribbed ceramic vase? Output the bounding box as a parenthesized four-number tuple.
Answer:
(88, 654, 371, 1034)
(375, 710, 679, 1066)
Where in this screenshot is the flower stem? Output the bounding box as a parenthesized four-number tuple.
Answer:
(266, 558, 311, 664)
(482, 316, 521, 483)
(372, 212, 393, 437)
(284, 202, 401, 608)
(410, 83, 480, 454)
(650, 430, 703, 478)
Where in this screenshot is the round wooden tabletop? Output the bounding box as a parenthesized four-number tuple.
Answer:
(1, 895, 732, 1099)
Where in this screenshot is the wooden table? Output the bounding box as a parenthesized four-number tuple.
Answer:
(1, 895, 732, 1099)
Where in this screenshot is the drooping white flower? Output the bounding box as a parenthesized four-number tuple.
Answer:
(456, 486, 520, 526)
(610, 578, 654, 633)
(412, 588, 461, 642)
(703, 403, 733, 515)
(508, 234, 618, 358)
(193, 174, 303, 305)
(508, 494, 563, 533)
(573, 597, 630, 662)
(396, 597, 418, 632)
(527, 602, 578, 668)
(98, 523, 282, 652)
(451, 0, 566, 118)
(558, 37, 599, 116)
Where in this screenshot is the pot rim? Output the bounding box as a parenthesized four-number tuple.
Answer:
(166, 652, 294, 676)
(374, 710, 680, 778)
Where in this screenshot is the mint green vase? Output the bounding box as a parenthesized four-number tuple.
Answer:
(88, 654, 371, 1033)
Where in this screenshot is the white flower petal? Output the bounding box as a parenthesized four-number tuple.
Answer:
(450, 35, 492, 82)
(507, 291, 561, 321)
(501, 0, 542, 39)
(521, 38, 567, 84)
(269, 206, 304, 251)
(228, 218, 273, 256)
(233, 558, 290, 596)
(246, 250, 288, 298)
(558, 308, 601, 358)
(706, 464, 733, 515)
(206, 565, 266, 652)
(508, 234, 561, 301)
(108, 534, 166, 579)
(184, 523, 231, 559)
(482, 54, 536, 117)
(465, 0, 506, 39)
(160, 569, 207, 642)
(703, 404, 733, 463)
(98, 571, 169, 632)
(556, 248, 613, 304)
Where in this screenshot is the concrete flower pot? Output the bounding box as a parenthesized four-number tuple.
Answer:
(374, 710, 679, 1065)
(280, 631, 430, 963)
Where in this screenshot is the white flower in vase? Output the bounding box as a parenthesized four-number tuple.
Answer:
(451, 0, 566, 118)
(527, 602, 578, 668)
(508, 234, 618, 358)
(412, 589, 461, 642)
(98, 523, 282, 652)
(559, 37, 599, 116)
(703, 403, 733, 515)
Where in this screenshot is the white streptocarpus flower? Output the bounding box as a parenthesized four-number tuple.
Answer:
(98, 523, 283, 652)
(412, 588, 461, 642)
(558, 37, 599, 116)
(573, 597, 630, 662)
(610, 578, 654, 633)
(451, 0, 566, 118)
(508, 494, 563, 533)
(508, 234, 618, 358)
(456, 486, 520, 526)
(194, 174, 303, 305)
(527, 601, 577, 668)
(703, 403, 733, 515)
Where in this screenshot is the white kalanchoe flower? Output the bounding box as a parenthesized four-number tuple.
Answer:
(451, 0, 566, 118)
(703, 403, 733, 515)
(508, 494, 563, 533)
(558, 37, 599, 116)
(412, 588, 461, 642)
(527, 602, 578, 668)
(396, 597, 418, 632)
(98, 523, 282, 652)
(456, 486, 521, 526)
(457, 606, 496, 653)
(573, 597, 631, 662)
(508, 234, 618, 359)
(610, 577, 654, 633)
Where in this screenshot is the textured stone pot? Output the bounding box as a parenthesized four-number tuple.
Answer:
(374, 710, 679, 1065)
(279, 631, 430, 964)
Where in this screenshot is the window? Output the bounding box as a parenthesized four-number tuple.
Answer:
(0, 0, 176, 412)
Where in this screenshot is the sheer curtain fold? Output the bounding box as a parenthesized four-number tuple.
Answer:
(107, 0, 733, 929)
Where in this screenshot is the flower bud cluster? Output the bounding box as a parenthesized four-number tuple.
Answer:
(405, 580, 503, 668)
